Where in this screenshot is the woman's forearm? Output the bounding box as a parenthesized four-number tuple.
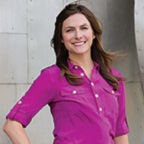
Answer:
(114, 134, 129, 144)
(3, 119, 30, 144)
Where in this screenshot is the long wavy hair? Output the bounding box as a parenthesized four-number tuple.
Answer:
(51, 3, 122, 90)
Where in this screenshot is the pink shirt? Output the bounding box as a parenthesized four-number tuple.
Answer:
(6, 60, 129, 144)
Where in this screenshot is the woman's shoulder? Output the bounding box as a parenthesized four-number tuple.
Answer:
(41, 64, 61, 75)
(110, 66, 123, 78)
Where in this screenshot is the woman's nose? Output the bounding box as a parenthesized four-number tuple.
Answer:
(75, 30, 82, 39)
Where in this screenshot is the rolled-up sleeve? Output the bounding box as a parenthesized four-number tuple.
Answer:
(115, 79, 129, 137)
(6, 68, 55, 127)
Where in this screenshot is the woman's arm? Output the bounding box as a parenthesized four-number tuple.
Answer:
(3, 119, 30, 144)
(114, 134, 129, 144)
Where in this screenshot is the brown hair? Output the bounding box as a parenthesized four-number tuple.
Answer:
(51, 3, 122, 90)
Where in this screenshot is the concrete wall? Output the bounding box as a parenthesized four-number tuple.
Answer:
(0, 0, 61, 143)
(0, 0, 144, 143)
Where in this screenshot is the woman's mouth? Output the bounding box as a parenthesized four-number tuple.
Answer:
(73, 41, 85, 46)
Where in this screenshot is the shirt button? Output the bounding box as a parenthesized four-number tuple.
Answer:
(72, 90, 77, 94)
(18, 101, 22, 104)
(99, 107, 103, 112)
(112, 90, 115, 94)
(91, 82, 94, 86)
(80, 73, 84, 77)
(74, 65, 78, 69)
(95, 94, 99, 98)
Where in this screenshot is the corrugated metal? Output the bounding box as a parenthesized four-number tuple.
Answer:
(135, 0, 144, 92)
(126, 83, 144, 143)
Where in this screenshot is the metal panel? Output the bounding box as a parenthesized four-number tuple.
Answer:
(28, 0, 63, 82)
(126, 82, 144, 144)
(0, 85, 16, 144)
(134, 0, 144, 92)
(107, 0, 140, 82)
(0, 0, 27, 33)
(16, 84, 54, 144)
(0, 34, 28, 83)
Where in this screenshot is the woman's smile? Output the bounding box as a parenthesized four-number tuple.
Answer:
(72, 41, 86, 46)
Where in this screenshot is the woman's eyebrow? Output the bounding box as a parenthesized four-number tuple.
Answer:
(64, 23, 89, 30)
(80, 23, 89, 27)
(64, 26, 74, 30)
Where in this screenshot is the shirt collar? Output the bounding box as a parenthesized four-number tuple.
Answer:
(67, 58, 100, 70)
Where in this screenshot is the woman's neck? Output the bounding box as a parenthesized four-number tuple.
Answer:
(69, 55, 94, 79)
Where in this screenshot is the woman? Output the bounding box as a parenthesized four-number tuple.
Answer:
(3, 3, 129, 144)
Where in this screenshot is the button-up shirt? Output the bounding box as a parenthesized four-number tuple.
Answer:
(6, 60, 129, 144)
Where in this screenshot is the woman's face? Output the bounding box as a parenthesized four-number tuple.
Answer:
(61, 13, 95, 58)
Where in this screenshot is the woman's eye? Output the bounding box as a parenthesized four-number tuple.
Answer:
(66, 29, 73, 33)
(81, 27, 88, 30)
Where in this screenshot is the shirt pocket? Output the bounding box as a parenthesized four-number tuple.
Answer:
(102, 86, 120, 115)
(61, 88, 85, 96)
(103, 87, 120, 97)
(59, 87, 87, 102)
(102, 86, 120, 134)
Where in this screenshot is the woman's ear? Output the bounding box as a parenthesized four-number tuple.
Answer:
(92, 32, 96, 39)
(61, 37, 64, 43)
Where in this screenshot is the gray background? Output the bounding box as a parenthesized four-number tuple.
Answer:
(0, 0, 144, 143)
